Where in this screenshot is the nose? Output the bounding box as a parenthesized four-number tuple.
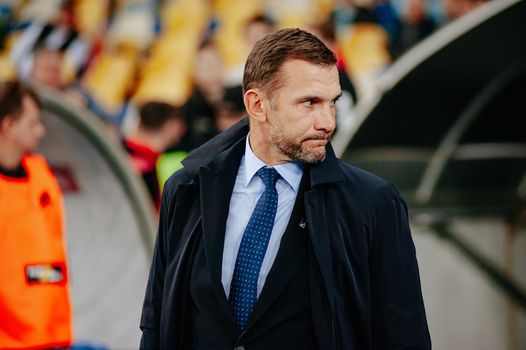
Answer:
(314, 104, 336, 133)
(36, 121, 46, 140)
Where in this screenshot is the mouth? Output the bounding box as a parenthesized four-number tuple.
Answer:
(302, 134, 331, 147)
(303, 139, 328, 147)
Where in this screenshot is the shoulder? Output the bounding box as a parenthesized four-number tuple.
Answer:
(338, 160, 395, 192)
(23, 153, 56, 177)
(24, 153, 49, 167)
(160, 167, 197, 209)
(163, 167, 195, 192)
(334, 159, 404, 207)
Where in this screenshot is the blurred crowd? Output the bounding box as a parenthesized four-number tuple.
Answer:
(0, 0, 488, 208)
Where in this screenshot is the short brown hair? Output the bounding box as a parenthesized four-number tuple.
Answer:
(138, 101, 185, 131)
(242, 28, 336, 95)
(0, 80, 40, 123)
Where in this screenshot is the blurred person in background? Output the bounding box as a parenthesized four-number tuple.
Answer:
(123, 101, 187, 211)
(9, 0, 91, 83)
(0, 80, 72, 349)
(390, 0, 437, 59)
(215, 85, 247, 133)
(29, 46, 87, 108)
(244, 14, 275, 51)
(181, 40, 224, 151)
(441, 0, 487, 20)
(308, 17, 359, 132)
(224, 14, 276, 87)
(30, 47, 64, 90)
(374, 0, 403, 51)
(308, 17, 358, 105)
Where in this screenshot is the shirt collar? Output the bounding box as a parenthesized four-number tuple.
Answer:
(244, 133, 303, 192)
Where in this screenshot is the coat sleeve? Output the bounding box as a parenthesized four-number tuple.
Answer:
(370, 184, 432, 350)
(139, 179, 177, 349)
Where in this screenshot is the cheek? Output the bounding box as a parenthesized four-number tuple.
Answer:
(281, 108, 313, 131)
(292, 117, 316, 138)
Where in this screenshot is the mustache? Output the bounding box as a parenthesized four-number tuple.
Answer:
(303, 132, 332, 141)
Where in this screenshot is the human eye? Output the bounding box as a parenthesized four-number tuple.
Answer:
(301, 98, 315, 107)
(331, 95, 341, 106)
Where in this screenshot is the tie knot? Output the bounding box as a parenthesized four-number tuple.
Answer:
(257, 167, 279, 188)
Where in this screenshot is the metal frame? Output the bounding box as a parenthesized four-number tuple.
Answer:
(414, 60, 526, 204)
(429, 221, 526, 311)
(37, 86, 157, 255)
(332, 0, 523, 157)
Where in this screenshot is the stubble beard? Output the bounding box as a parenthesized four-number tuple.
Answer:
(268, 118, 331, 164)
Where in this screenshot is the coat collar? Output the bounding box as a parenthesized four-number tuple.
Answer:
(181, 117, 346, 187)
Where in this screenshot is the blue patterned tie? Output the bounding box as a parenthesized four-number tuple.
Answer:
(229, 167, 280, 330)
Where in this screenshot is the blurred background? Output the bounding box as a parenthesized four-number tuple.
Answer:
(0, 0, 524, 349)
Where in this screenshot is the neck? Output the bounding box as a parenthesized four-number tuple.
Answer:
(248, 127, 290, 166)
(128, 129, 165, 152)
(0, 141, 24, 170)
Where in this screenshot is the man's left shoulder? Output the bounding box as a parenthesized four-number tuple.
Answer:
(336, 159, 398, 196)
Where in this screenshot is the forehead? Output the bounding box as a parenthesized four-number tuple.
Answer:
(20, 95, 40, 117)
(276, 59, 341, 99)
(35, 50, 62, 64)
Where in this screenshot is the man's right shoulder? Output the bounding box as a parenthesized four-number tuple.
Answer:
(162, 167, 196, 196)
(158, 167, 200, 219)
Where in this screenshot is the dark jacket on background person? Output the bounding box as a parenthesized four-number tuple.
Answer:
(140, 118, 431, 349)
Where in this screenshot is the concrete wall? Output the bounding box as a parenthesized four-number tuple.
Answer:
(413, 218, 526, 350)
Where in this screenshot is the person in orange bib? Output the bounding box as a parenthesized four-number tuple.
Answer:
(0, 80, 72, 349)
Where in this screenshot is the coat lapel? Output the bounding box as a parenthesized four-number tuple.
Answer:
(305, 144, 344, 311)
(199, 137, 245, 324)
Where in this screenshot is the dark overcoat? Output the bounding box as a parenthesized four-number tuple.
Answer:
(140, 119, 431, 349)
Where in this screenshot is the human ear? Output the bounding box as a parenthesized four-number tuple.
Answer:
(244, 89, 267, 122)
(0, 115, 14, 133)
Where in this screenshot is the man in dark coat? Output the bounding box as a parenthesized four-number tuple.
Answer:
(140, 28, 431, 349)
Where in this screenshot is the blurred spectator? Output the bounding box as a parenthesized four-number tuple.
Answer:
(0, 4, 14, 51)
(105, 0, 156, 53)
(375, 0, 403, 51)
(216, 85, 247, 133)
(224, 14, 275, 88)
(441, 0, 487, 20)
(30, 47, 63, 89)
(309, 17, 358, 104)
(352, 0, 379, 23)
(181, 39, 224, 151)
(123, 101, 187, 210)
(391, 0, 437, 58)
(245, 14, 275, 50)
(334, 0, 392, 92)
(29, 47, 87, 107)
(0, 80, 73, 349)
(10, 0, 91, 84)
(308, 17, 359, 131)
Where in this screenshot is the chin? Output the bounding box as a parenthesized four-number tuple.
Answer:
(295, 149, 326, 164)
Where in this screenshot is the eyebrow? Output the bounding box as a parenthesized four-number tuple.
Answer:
(332, 92, 343, 101)
(296, 92, 343, 103)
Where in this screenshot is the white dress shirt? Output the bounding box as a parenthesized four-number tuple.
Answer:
(221, 134, 304, 298)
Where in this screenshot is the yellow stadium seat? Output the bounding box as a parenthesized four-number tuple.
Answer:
(162, 0, 209, 34)
(212, 0, 263, 70)
(338, 23, 391, 76)
(0, 52, 16, 81)
(133, 67, 193, 106)
(83, 46, 137, 112)
(75, 0, 110, 38)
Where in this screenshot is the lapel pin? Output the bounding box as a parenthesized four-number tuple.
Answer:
(299, 219, 306, 229)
